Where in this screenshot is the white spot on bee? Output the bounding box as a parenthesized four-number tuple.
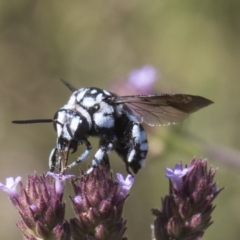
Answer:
(68, 95, 76, 105)
(128, 149, 136, 162)
(132, 124, 141, 143)
(91, 89, 97, 94)
(96, 93, 103, 102)
(56, 111, 65, 137)
(81, 93, 103, 108)
(70, 116, 81, 133)
(81, 97, 97, 108)
(103, 90, 111, 95)
(94, 112, 114, 128)
(93, 102, 114, 128)
(76, 89, 88, 103)
(75, 105, 92, 129)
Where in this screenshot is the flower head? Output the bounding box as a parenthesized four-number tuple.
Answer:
(70, 167, 129, 240)
(10, 173, 70, 240)
(152, 158, 223, 240)
(0, 176, 21, 198)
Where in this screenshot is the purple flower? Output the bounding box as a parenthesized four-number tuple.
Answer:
(110, 65, 159, 96)
(165, 163, 190, 190)
(152, 158, 223, 240)
(47, 172, 74, 195)
(128, 65, 158, 93)
(0, 176, 21, 198)
(11, 173, 71, 240)
(73, 195, 82, 204)
(116, 173, 134, 200)
(70, 167, 129, 240)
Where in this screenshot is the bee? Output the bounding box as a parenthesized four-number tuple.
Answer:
(12, 80, 213, 174)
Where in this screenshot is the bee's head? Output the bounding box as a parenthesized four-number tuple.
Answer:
(53, 109, 90, 150)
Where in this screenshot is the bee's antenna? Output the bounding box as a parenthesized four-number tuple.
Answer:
(60, 79, 77, 92)
(12, 119, 53, 124)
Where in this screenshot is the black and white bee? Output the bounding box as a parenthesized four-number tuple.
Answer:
(12, 80, 213, 175)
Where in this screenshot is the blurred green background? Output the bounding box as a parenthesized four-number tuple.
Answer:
(0, 1, 240, 239)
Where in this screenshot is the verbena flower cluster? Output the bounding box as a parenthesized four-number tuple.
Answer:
(0, 158, 222, 240)
(152, 159, 223, 240)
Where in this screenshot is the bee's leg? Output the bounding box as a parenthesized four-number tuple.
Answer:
(126, 122, 148, 174)
(86, 142, 114, 174)
(102, 153, 110, 170)
(65, 139, 92, 170)
(49, 147, 58, 172)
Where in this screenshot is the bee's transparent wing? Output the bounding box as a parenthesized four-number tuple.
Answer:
(108, 94, 213, 126)
(123, 102, 189, 126)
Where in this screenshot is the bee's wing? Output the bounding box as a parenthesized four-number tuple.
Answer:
(109, 94, 213, 126)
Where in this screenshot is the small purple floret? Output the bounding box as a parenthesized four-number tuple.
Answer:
(153, 159, 223, 240)
(74, 195, 83, 204)
(29, 204, 38, 212)
(47, 172, 74, 194)
(116, 173, 134, 199)
(165, 164, 190, 190)
(0, 176, 21, 198)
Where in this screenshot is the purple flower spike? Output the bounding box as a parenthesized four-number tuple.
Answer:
(0, 176, 21, 198)
(47, 172, 74, 195)
(152, 158, 223, 240)
(70, 167, 129, 240)
(116, 173, 134, 200)
(165, 163, 190, 190)
(11, 173, 71, 240)
(128, 65, 158, 94)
